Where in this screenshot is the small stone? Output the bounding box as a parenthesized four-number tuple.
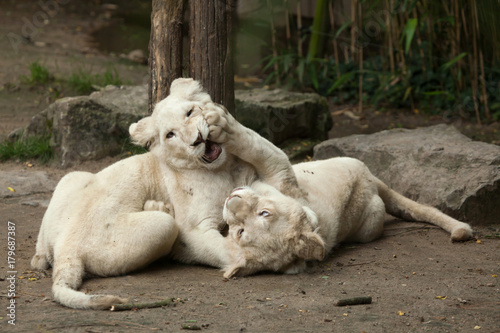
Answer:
(21, 201, 40, 207)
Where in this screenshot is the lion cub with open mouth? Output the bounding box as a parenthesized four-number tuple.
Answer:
(222, 157, 473, 278)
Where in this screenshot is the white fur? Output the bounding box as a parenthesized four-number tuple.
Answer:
(222, 157, 474, 278)
(32, 78, 299, 309)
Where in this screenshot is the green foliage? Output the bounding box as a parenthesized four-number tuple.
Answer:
(22, 61, 53, 85)
(19, 61, 125, 97)
(259, 0, 500, 123)
(0, 136, 53, 163)
(121, 137, 147, 156)
(68, 67, 123, 95)
(402, 18, 417, 55)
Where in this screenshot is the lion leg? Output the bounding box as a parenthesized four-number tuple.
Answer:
(348, 195, 386, 243)
(171, 227, 238, 269)
(32, 171, 96, 271)
(88, 210, 178, 276)
(51, 209, 178, 310)
(204, 104, 302, 199)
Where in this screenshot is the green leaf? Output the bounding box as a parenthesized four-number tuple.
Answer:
(403, 86, 412, 102)
(441, 53, 468, 71)
(309, 65, 319, 90)
(262, 56, 279, 73)
(423, 91, 447, 96)
(297, 59, 305, 84)
(335, 20, 352, 39)
(403, 18, 418, 54)
(489, 102, 500, 110)
(326, 72, 355, 95)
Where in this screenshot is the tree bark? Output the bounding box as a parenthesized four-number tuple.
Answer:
(189, 0, 235, 114)
(148, 0, 185, 114)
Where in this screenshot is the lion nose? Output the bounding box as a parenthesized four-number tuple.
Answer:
(191, 132, 204, 146)
(226, 195, 244, 212)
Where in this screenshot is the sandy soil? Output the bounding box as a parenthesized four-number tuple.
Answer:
(0, 1, 499, 332)
(1, 159, 499, 332)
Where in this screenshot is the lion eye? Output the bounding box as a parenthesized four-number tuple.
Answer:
(259, 210, 271, 217)
(187, 108, 193, 117)
(237, 228, 244, 238)
(166, 131, 175, 139)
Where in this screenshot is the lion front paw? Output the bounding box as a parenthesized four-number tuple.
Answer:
(203, 103, 236, 143)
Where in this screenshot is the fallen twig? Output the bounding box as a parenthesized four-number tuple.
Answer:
(110, 298, 174, 311)
(182, 324, 201, 330)
(335, 296, 372, 306)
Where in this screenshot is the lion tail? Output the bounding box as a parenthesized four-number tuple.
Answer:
(52, 257, 127, 310)
(374, 177, 473, 241)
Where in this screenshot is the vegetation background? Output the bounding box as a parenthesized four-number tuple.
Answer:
(1, 0, 499, 163)
(252, 0, 500, 124)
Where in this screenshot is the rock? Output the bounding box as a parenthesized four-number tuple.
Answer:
(21, 201, 40, 207)
(313, 124, 500, 225)
(235, 89, 332, 145)
(0, 171, 57, 198)
(14, 85, 331, 166)
(17, 85, 148, 167)
(127, 49, 147, 64)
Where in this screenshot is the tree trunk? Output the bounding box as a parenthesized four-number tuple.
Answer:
(189, 0, 235, 115)
(148, 0, 185, 114)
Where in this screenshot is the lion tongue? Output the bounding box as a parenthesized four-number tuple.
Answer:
(203, 140, 222, 163)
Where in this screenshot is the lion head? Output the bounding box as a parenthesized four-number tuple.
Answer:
(222, 182, 325, 278)
(129, 78, 228, 170)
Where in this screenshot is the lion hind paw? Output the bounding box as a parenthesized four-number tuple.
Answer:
(143, 200, 172, 214)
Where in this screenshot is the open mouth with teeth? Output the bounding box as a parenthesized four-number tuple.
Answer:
(192, 132, 222, 163)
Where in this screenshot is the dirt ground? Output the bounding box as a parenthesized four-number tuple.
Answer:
(1, 1, 499, 332)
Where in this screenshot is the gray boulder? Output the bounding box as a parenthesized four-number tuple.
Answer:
(17, 85, 148, 167)
(235, 89, 332, 144)
(0, 170, 57, 199)
(313, 124, 500, 225)
(14, 85, 331, 166)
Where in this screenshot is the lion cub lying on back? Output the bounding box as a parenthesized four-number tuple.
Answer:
(222, 157, 473, 278)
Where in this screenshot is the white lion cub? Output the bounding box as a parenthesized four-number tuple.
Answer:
(222, 157, 473, 278)
(32, 78, 300, 309)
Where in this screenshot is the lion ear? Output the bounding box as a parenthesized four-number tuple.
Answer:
(129, 116, 157, 148)
(296, 231, 325, 261)
(295, 207, 325, 261)
(223, 264, 241, 279)
(169, 78, 212, 103)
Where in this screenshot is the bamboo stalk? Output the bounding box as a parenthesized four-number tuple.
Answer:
(328, 1, 341, 79)
(479, 50, 491, 120)
(469, 0, 482, 125)
(454, 0, 463, 90)
(412, 7, 426, 73)
(358, 1, 363, 113)
(397, 11, 406, 71)
(267, 0, 280, 85)
(444, 0, 460, 97)
(284, 0, 291, 49)
(350, 0, 357, 63)
(473, 1, 491, 120)
(386, 0, 395, 74)
(425, 1, 434, 70)
(297, 0, 302, 57)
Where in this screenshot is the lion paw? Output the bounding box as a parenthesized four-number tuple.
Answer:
(144, 200, 174, 215)
(451, 224, 473, 242)
(203, 103, 235, 143)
